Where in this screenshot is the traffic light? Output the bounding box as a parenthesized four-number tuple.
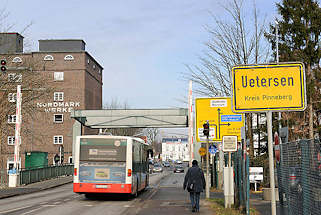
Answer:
(203, 121, 210, 137)
(1, 59, 7, 72)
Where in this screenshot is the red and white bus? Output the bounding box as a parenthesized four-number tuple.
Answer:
(73, 135, 149, 196)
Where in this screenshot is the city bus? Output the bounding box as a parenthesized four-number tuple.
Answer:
(73, 135, 150, 196)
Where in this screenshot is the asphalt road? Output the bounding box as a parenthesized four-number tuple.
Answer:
(0, 168, 189, 215)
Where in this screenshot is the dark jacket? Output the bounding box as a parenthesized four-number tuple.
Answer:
(183, 164, 206, 193)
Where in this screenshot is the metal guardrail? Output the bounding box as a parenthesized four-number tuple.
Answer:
(19, 164, 74, 186)
(0, 169, 8, 188)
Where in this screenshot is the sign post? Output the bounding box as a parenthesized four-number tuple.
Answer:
(231, 63, 306, 215)
(222, 136, 237, 208)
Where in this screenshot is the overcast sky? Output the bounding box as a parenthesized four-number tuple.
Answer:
(2, 0, 278, 111)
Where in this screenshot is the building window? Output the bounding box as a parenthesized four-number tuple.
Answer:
(54, 92, 64, 101)
(8, 136, 15, 145)
(8, 73, 22, 82)
(12, 57, 22, 63)
(54, 114, 63, 123)
(53, 136, 63, 144)
(54, 72, 64, 81)
(44, 55, 54, 61)
(8, 93, 16, 102)
(93, 64, 96, 69)
(87, 59, 90, 64)
(8, 115, 16, 123)
(68, 156, 73, 163)
(64, 55, 74, 61)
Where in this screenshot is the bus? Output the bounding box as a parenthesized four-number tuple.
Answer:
(73, 135, 150, 196)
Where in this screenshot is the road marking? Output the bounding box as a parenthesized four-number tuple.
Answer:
(21, 207, 43, 215)
(85, 205, 93, 207)
(0, 205, 32, 214)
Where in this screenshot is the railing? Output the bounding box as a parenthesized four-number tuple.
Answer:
(0, 169, 8, 188)
(20, 164, 74, 186)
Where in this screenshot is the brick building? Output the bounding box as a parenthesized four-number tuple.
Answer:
(0, 33, 103, 170)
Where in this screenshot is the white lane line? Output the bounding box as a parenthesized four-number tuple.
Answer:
(84, 205, 93, 207)
(21, 207, 43, 215)
(0, 205, 32, 214)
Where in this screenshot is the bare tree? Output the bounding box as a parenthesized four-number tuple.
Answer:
(183, 0, 270, 157)
(144, 128, 160, 155)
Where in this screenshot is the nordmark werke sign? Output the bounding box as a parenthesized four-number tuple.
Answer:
(231, 63, 306, 112)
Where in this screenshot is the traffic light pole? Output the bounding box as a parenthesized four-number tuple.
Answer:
(206, 135, 210, 198)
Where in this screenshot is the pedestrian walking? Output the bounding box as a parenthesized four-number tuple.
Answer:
(183, 160, 206, 212)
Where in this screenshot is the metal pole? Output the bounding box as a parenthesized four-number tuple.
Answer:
(206, 136, 210, 198)
(188, 80, 194, 167)
(275, 20, 282, 130)
(14, 85, 22, 171)
(219, 143, 224, 189)
(267, 111, 276, 215)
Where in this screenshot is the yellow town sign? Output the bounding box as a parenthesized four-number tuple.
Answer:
(231, 63, 306, 112)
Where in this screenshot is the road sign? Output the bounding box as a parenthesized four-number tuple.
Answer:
(195, 97, 244, 142)
(209, 145, 217, 154)
(222, 136, 237, 152)
(199, 147, 206, 156)
(249, 167, 263, 182)
(231, 63, 306, 112)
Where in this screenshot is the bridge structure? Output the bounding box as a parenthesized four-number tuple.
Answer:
(70, 108, 189, 159)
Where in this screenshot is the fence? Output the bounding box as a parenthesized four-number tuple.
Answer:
(277, 139, 321, 215)
(233, 147, 250, 214)
(20, 164, 73, 185)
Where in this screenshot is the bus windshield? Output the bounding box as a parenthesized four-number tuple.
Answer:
(79, 138, 127, 162)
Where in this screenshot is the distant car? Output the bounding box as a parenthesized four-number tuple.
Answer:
(163, 161, 170, 167)
(174, 165, 184, 173)
(153, 163, 163, 173)
(176, 160, 183, 165)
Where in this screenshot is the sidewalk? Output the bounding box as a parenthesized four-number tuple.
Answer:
(208, 189, 282, 215)
(0, 175, 73, 199)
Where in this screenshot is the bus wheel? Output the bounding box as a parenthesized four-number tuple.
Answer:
(85, 194, 93, 199)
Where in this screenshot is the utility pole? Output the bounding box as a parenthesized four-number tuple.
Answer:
(276, 20, 282, 130)
(188, 80, 194, 167)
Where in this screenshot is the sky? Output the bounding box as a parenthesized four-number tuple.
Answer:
(2, 0, 279, 112)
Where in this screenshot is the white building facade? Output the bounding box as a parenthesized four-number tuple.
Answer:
(161, 137, 190, 162)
